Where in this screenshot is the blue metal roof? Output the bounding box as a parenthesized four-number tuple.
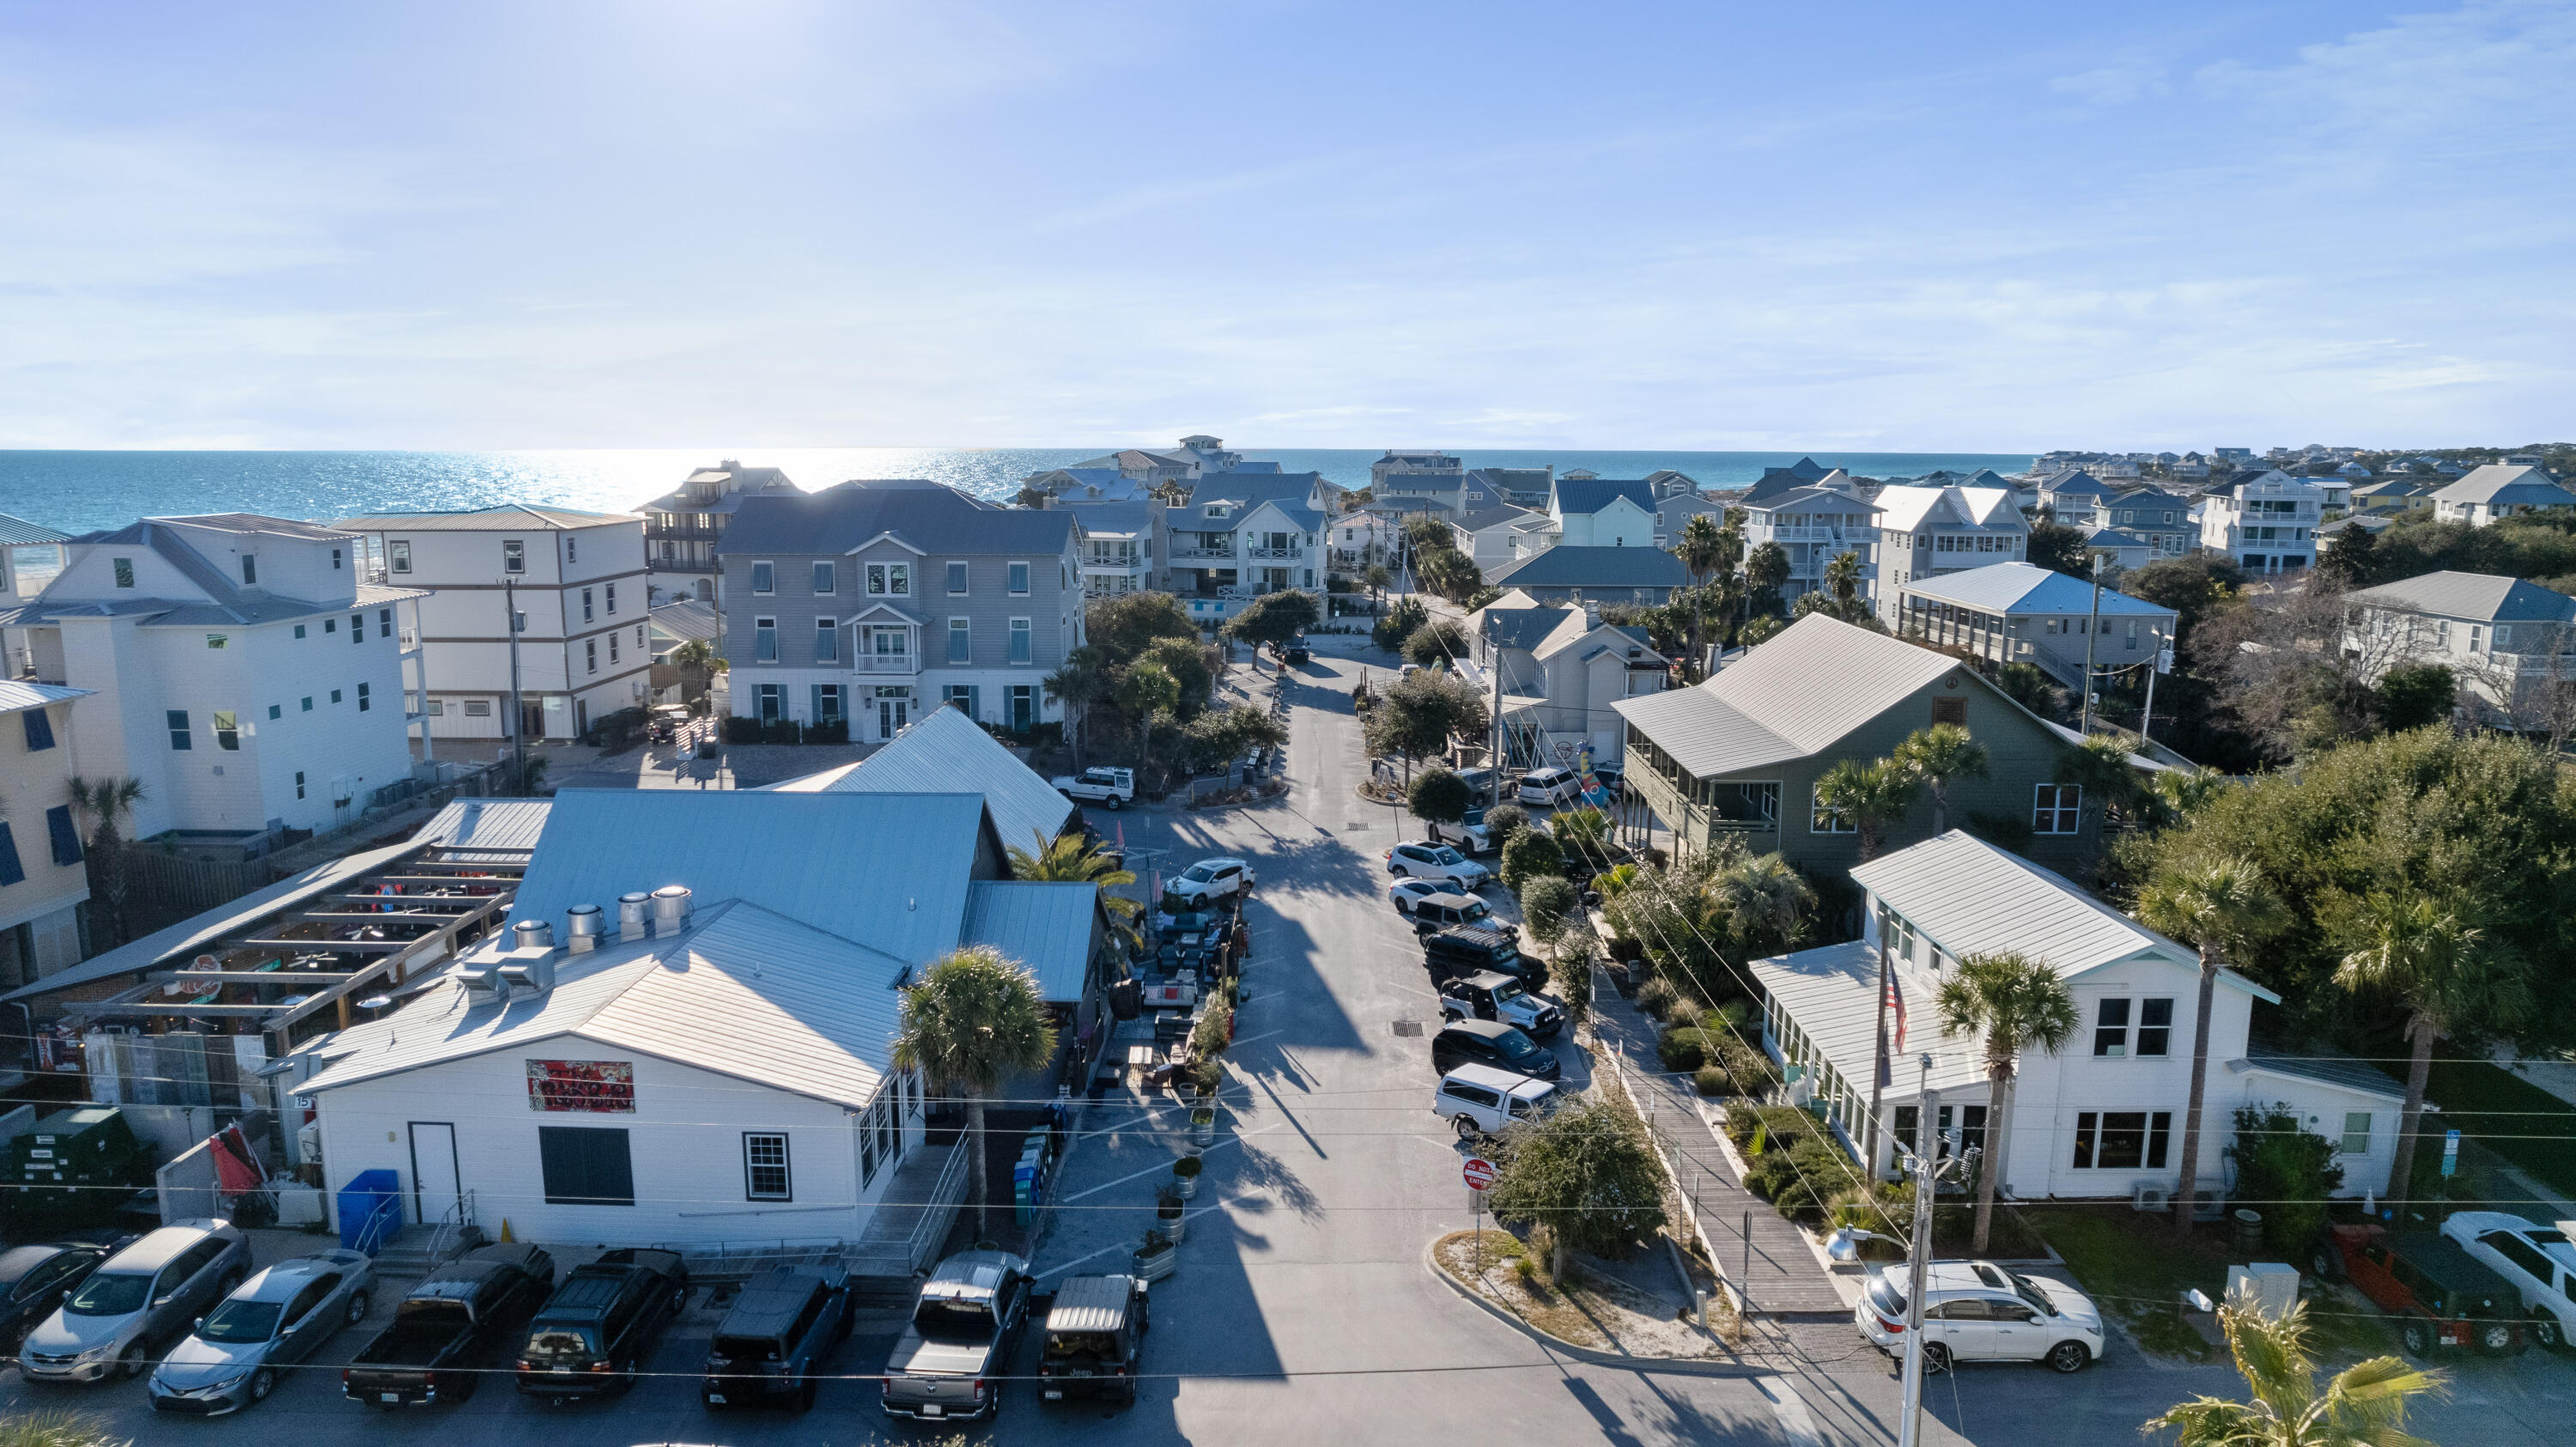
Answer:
(1488, 545, 1686, 588)
(0, 512, 70, 546)
(1899, 562, 2173, 617)
(1551, 478, 1657, 516)
(716, 481, 1073, 556)
(962, 882, 1098, 1003)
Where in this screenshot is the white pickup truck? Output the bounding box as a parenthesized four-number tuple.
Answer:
(1053, 766, 1135, 810)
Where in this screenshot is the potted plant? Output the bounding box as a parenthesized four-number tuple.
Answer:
(1190, 1106, 1217, 1146)
(1171, 1154, 1203, 1199)
(1157, 1188, 1188, 1243)
(1131, 1227, 1177, 1282)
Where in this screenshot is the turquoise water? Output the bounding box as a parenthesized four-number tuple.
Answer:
(0, 447, 2035, 536)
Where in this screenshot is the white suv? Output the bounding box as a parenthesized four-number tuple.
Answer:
(2442, 1212, 2576, 1353)
(1517, 767, 1582, 806)
(1384, 841, 1490, 888)
(1166, 858, 1254, 907)
(1431, 1064, 1556, 1139)
(1856, 1260, 2105, 1374)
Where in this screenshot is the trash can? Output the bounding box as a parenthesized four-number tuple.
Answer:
(337, 1169, 403, 1255)
(2232, 1208, 2263, 1251)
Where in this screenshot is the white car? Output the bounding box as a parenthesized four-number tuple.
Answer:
(1053, 766, 1135, 810)
(1856, 1261, 2105, 1374)
(1516, 766, 1583, 806)
(1384, 841, 1490, 888)
(1431, 1064, 1557, 1139)
(1166, 858, 1254, 907)
(2442, 1212, 2576, 1353)
(1388, 878, 1449, 914)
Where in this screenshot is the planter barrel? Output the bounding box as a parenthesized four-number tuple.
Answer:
(1190, 1109, 1218, 1146)
(1132, 1247, 1178, 1282)
(1171, 1171, 1198, 1199)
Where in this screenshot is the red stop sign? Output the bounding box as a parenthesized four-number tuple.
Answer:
(1462, 1158, 1497, 1191)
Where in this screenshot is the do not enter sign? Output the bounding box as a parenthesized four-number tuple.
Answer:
(1462, 1158, 1498, 1191)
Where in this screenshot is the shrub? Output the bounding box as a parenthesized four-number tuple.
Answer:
(1633, 976, 1680, 1020)
(1724, 1103, 1820, 1153)
(1373, 596, 1430, 653)
(1710, 1000, 1751, 1033)
(1480, 802, 1533, 846)
(1664, 999, 1704, 1031)
(2230, 1103, 2342, 1254)
(761, 718, 802, 745)
(724, 715, 762, 744)
(1826, 1182, 1914, 1237)
(1716, 1037, 1780, 1094)
(805, 716, 850, 745)
(1656, 1028, 1708, 1073)
(1758, 1137, 1856, 1221)
(1693, 1066, 1728, 1097)
(1499, 829, 1564, 893)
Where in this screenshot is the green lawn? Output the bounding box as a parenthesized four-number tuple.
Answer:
(2030, 1205, 2397, 1365)
(2424, 1057, 2576, 1201)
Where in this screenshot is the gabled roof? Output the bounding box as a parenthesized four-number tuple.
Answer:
(1487, 545, 1686, 589)
(21, 518, 410, 629)
(330, 505, 635, 531)
(2344, 570, 2576, 625)
(1473, 602, 1577, 653)
(298, 900, 908, 1110)
(1452, 504, 1541, 535)
(1873, 485, 2025, 533)
(1899, 562, 2175, 617)
(715, 481, 1072, 557)
(1191, 475, 1323, 512)
(0, 680, 89, 717)
(767, 703, 1077, 855)
(1057, 500, 1150, 538)
(2434, 464, 2576, 508)
(1849, 830, 2276, 1000)
(1613, 614, 1959, 776)
(2039, 470, 2112, 497)
(507, 789, 993, 965)
(1743, 487, 1877, 515)
(0, 512, 70, 546)
(648, 598, 720, 644)
(1750, 941, 1989, 1098)
(2229, 1051, 2406, 1102)
(962, 882, 1097, 1003)
(1550, 477, 1656, 517)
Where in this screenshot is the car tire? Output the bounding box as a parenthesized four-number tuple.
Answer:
(1452, 1116, 1479, 1141)
(2310, 1246, 2342, 1282)
(2537, 1312, 2571, 1353)
(2475, 1319, 2521, 1357)
(346, 1290, 371, 1326)
(249, 1367, 276, 1402)
(1106, 796, 1123, 812)
(2044, 1341, 2090, 1373)
(1390, 865, 1408, 877)
(2400, 1320, 2433, 1357)
(1921, 1342, 1952, 1375)
(118, 1343, 149, 1379)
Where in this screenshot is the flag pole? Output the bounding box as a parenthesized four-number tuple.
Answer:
(1866, 919, 1894, 1180)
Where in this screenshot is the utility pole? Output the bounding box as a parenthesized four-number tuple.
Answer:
(505, 575, 528, 793)
(1487, 621, 1504, 774)
(2078, 553, 2104, 734)
(1899, 1058, 1939, 1447)
(2141, 631, 2166, 742)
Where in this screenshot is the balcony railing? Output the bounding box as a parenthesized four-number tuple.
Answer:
(1247, 545, 1303, 559)
(1172, 544, 1237, 560)
(854, 654, 921, 674)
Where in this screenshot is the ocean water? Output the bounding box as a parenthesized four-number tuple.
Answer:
(0, 447, 2036, 537)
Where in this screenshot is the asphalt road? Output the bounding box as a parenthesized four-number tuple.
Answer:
(6, 635, 2563, 1445)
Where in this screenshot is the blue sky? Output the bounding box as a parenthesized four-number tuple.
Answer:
(2, 0, 2571, 451)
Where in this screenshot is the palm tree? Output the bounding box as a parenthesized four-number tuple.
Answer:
(2147, 1293, 2445, 1447)
(1007, 830, 1143, 925)
(1551, 805, 1613, 871)
(1744, 541, 1791, 605)
(1935, 951, 2078, 1254)
(64, 776, 146, 950)
(2136, 858, 2290, 1236)
(2333, 891, 2528, 1206)
(891, 945, 1060, 1237)
(1709, 851, 1815, 959)
(1363, 563, 1392, 605)
(1677, 513, 1724, 587)
(1891, 723, 1989, 835)
(1812, 758, 1920, 861)
(1822, 550, 1865, 620)
(2053, 733, 2141, 836)
(1042, 647, 1112, 769)
(1114, 660, 1180, 787)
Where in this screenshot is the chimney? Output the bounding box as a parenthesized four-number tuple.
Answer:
(565, 903, 605, 953)
(617, 891, 653, 942)
(513, 918, 555, 951)
(651, 885, 693, 931)
(1583, 601, 1601, 631)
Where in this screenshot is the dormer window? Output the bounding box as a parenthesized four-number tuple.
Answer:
(240, 556, 258, 586)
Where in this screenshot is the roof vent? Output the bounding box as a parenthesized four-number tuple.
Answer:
(513, 919, 554, 951)
(457, 962, 505, 1006)
(617, 891, 653, 942)
(496, 948, 556, 997)
(565, 903, 604, 953)
(651, 885, 692, 930)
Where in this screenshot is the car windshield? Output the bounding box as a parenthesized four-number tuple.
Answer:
(64, 1271, 151, 1316)
(1492, 982, 1524, 1004)
(196, 1299, 283, 1344)
(1459, 901, 1490, 921)
(914, 1299, 997, 1339)
(1431, 848, 1464, 865)
(1496, 1031, 1539, 1059)
(2009, 1274, 2059, 1316)
(1180, 865, 1218, 883)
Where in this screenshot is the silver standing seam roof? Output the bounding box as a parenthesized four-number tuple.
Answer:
(2343, 570, 2576, 625)
(764, 704, 1078, 857)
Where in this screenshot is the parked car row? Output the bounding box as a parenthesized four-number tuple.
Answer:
(881, 1251, 1151, 1419)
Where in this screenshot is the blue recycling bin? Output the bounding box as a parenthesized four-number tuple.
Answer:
(336, 1169, 403, 1255)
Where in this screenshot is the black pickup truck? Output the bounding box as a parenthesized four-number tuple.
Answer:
(515, 1249, 690, 1401)
(343, 1244, 555, 1407)
(881, 1249, 1034, 1423)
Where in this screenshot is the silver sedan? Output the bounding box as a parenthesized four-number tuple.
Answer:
(148, 1249, 374, 1414)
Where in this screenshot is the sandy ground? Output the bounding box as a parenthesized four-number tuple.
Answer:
(1433, 1228, 1735, 1359)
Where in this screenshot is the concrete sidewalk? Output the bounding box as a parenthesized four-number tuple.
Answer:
(1591, 973, 1852, 1316)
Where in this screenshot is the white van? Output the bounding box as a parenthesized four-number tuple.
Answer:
(1517, 767, 1582, 806)
(1431, 1063, 1557, 1139)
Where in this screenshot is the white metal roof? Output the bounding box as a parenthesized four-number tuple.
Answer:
(1612, 615, 1958, 777)
(961, 882, 1098, 1003)
(2344, 570, 2576, 625)
(0, 680, 88, 717)
(507, 788, 991, 966)
(1872, 485, 2025, 534)
(413, 799, 552, 862)
(1748, 940, 1990, 1101)
(1848, 830, 2277, 1000)
(766, 704, 1077, 859)
(299, 900, 907, 1110)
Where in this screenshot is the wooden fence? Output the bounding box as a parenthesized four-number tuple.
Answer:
(112, 852, 279, 938)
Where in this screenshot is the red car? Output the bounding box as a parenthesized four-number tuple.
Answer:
(2315, 1223, 2526, 1358)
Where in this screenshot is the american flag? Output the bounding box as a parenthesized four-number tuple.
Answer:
(1885, 970, 1907, 1053)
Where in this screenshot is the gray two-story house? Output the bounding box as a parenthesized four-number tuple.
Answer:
(714, 482, 1084, 740)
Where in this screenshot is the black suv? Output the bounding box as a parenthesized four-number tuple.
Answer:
(702, 1263, 852, 1411)
(1424, 925, 1527, 985)
(1431, 1018, 1560, 1081)
(0, 1241, 119, 1353)
(516, 1249, 690, 1400)
(1038, 1274, 1149, 1407)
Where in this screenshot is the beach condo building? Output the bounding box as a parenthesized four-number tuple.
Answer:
(638, 460, 801, 603)
(331, 506, 652, 742)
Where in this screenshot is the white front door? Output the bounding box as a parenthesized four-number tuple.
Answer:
(878, 698, 908, 740)
(408, 1122, 460, 1225)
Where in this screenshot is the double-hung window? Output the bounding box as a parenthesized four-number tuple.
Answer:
(2136, 999, 2172, 1056)
(867, 563, 910, 596)
(2032, 783, 2081, 834)
(585, 640, 598, 674)
(815, 617, 839, 663)
(112, 557, 135, 588)
(1009, 617, 1032, 664)
(949, 619, 971, 664)
(240, 555, 258, 586)
(350, 613, 365, 644)
(946, 562, 969, 594)
(812, 562, 835, 595)
(504, 539, 525, 574)
(750, 561, 775, 595)
(754, 617, 777, 663)
(2093, 999, 2131, 1057)
(1007, 561, 1030, 595)
(167, 710, 192, 751)
(2337, 1112, 2372, 1155)
(605, 582, 617, 614)
(608, 630, 619, 664)
(388, 540, 411, 574)
(582, 587, 595, 622)
(744, 1133, 792, 1201)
